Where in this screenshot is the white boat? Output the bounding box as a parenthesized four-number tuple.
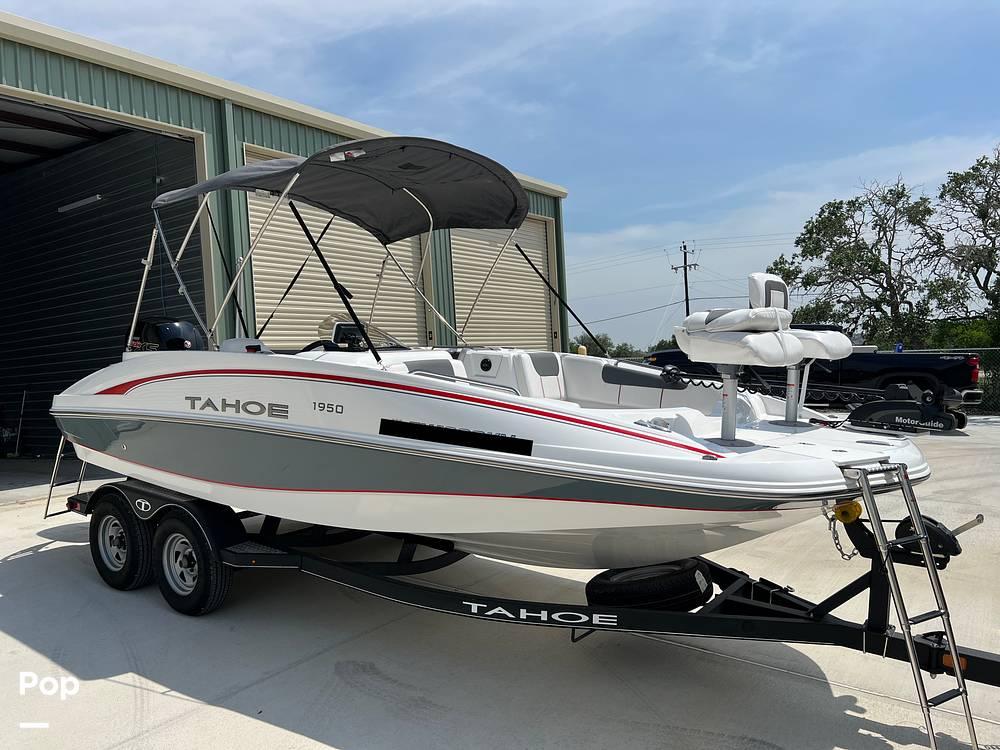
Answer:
(51, 136, 929, 569)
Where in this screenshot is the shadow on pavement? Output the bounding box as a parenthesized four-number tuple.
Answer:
(0, 519, 977, 750)
(0, 457, 117, 493)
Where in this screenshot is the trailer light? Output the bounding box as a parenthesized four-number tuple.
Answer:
(66, 499, 79, 511)
(833, 500, 862, 524)
(942, 652, 968, 673)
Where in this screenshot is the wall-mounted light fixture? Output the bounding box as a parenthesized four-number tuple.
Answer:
(57, 194, 103, 213)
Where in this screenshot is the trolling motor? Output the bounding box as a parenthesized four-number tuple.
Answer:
(845, 382, 968, 433)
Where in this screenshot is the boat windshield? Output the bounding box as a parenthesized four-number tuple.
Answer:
(317, 313, 409, 351)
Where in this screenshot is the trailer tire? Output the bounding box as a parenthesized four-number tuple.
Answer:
(153, 513, 232, 616)
(586, 559, 713, 611)
(89, 494, 155, 591)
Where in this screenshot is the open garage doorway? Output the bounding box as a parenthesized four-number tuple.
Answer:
(0, 96, 204, 456)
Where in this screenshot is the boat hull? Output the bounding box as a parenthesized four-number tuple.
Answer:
(56, 413, 824, 568)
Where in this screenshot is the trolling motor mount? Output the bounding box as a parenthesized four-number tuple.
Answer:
(846, 382, 966, 433)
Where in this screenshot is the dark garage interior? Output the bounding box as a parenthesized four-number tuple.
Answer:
(0, 96, 202, 456)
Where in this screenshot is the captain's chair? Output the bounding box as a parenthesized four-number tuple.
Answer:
(747, 273, 852, 361)
(673, 272, 853, 439)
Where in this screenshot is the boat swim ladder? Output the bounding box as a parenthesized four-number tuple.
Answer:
(843, 463, 978, 750)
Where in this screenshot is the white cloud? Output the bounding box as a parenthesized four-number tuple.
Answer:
(1, 2, 495, 102)
(566, 133, 1000, 343)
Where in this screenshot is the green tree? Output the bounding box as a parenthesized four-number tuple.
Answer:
(568, 332, 645, 358)
(921, 146, 1000, 341)
(609, 341, 644, 359)
(648, 337, 678, 352)
(569, 331, 614, 356)
(768, 179, 966, 348)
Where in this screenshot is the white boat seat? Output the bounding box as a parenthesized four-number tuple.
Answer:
(681, 307, 792, 333)
(395, 351, 468, 379)
(785, 328, 853, 360)
(745, 272, 853, 361)
(748, 272, 790, 309)
(561, 353, 620, 406)
(674, 327, 804, 367)
(527, 352, 566, 399)
(220, 338, 273, 354)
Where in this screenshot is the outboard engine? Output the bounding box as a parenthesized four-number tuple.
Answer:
(129, 320, 207, 352)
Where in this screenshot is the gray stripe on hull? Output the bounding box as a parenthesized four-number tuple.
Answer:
(55, 415, 797, 512)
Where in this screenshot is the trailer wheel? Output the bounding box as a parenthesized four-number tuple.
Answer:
(153, 513, 232, 616)
(89, 494, 155, 591)
(586, 559, 713, 611)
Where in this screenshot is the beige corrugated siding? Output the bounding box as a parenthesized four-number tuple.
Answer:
(451, 219, 554, 350)
(245, 148, 427, 349)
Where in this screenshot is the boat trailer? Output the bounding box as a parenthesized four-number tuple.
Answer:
(58, 478, 1000, 691)
(46, 454, 997, 750)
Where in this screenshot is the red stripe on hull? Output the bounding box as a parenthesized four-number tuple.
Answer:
(96, 368, 725, 457)
(77, 444, 789, 513)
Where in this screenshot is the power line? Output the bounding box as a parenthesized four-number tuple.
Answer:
(572, 276, 747, 302)
(566, 231, 798, 270)
(568, 242, 796, 276)
(568, 295, 748, 327)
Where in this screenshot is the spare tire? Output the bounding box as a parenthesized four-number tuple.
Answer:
(586, 558, 713, 611)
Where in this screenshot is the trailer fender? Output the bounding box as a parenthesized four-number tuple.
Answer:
(97, 481, 245, 551)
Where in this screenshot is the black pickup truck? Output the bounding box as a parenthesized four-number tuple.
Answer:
(644, 347, 983, 406)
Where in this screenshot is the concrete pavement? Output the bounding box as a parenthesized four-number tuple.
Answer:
(1, 421, 998, 749)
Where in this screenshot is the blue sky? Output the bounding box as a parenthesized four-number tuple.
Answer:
(9, 1, 1000, 345)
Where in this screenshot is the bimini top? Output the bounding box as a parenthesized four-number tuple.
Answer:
(152, 136, 529, 245)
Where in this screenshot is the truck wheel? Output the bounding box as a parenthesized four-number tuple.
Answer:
(950, 410, 968, 430)
(89, 494, 155, 591)
(586, 559, 713, 611)
(153, 513, 232, 616)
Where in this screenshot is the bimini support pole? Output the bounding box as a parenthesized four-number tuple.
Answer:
(153, 210, 213, 345)
(256, 216, 335, 340)
(460, 227, 516, 337)
(370, 188, 435, 328)
(382, 244, 469, 346)
(173, 194, 210, 267)
(402, 187, 434, 282)
(125, 226, 159, 350)
(513, 242, 610, 358)
(208, 173, 300, 343)
(368, 253, 389, 326)
(382, 186, 468, 346)
(288, 201, 383, 366)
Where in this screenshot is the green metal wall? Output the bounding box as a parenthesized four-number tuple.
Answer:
(0, 39, 240, 332)
(526, 189, 557, 219)
(0, 37, 567, 346)
(428, 229, 457, 346)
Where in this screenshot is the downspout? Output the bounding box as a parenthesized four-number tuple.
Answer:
(553, 198, 570, 352)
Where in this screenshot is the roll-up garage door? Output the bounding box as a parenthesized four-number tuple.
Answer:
(451, 218, 555, 350)
(0, 130, 201, 456)
(245, 147, 427, 349)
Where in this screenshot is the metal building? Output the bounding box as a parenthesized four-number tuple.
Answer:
(0, 13, 568, 455)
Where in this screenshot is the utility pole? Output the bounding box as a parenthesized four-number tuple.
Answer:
(671, 242, 698, 315)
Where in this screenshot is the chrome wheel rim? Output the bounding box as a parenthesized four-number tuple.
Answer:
(162, 532, 198, 595)
(97, 515, 127, 572)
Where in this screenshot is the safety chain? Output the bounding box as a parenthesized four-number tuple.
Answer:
(823, 508, 859, 561)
